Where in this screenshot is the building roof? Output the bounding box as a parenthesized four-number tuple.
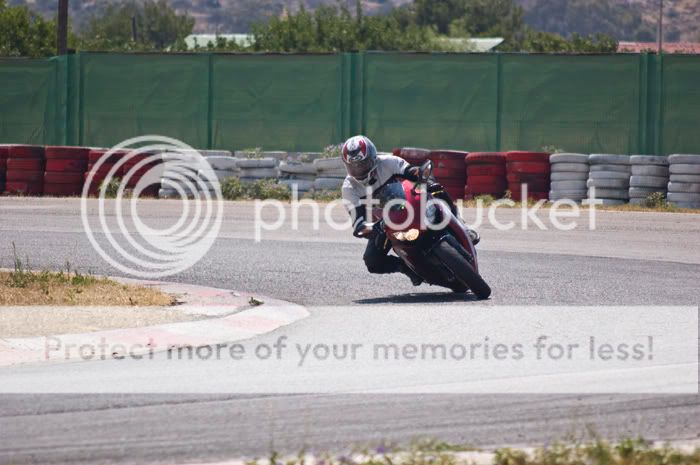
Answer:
(433, 37, 504, 52)
(184, 34, 254, 49)
(618, 41, 700, 54)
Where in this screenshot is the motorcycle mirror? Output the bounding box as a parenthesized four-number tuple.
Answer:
(420, 160, 433, 180)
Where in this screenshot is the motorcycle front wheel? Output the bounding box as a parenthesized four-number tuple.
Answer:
(433, 238, 491, 299)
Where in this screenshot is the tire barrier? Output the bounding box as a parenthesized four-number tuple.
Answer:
(506, 151, 550, 201)
(627, 155, 668, 205)
(280, 160, 316, 195)
(429, 150, 467, 200)
(159, 151, 206, 199)
(313, 157, 345, 192)
(393, 147, 431, 165)
(587, 153, 630, 203)
(464, 152, 507, 199)
(120, 151, 162, 197)
(43, 146, 90, 197)
(237, 157, 280, 184)
(85, 149, 125, 196)
(667, 154, 700, 208)
(0, 145, 8, 193)
(4, 145, 45, 195)
(549, 153, 589, 202)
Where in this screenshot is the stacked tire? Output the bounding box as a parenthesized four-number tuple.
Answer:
(85, 149, 123, 196)
(429, 150, 468, 201)
(393, 147, 431, 166)
(506, 151, 550, 201)
(464, 152, 507, 199)
(280, 158, 317, 195)
(548, 153, 589, 202)
(313, 157, 345, 191)
(628, 155, 669, 205)
(587, 154, 631, 205)
(159, 151, 205, 199)
(43, 146, 89, 196)
(0, 145, 8, 193)
(667, 154, 700, 209)
(4, 145, 45, 195)
(121, 151, 161, 197)
(237, 158, 280, 184)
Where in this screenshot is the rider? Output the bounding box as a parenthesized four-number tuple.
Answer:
(340, 135, 480, 286)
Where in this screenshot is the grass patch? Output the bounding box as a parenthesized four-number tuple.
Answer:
(1, 244, 174, 306)
(246, 439, 700, 465)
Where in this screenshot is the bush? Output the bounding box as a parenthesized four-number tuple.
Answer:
(644, 191, 667, 208)
(220, 177, 291, 201)
(221, 177, 246, 200)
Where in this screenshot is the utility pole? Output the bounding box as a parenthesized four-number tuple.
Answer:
(657, 0, 664, 54)
(57, 0, 69, 55)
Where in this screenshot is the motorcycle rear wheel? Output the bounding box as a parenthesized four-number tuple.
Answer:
(433, 239, 491, 299)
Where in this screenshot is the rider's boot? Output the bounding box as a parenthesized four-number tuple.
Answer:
(400, 263, 423, 286)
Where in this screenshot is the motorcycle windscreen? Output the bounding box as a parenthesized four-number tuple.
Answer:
(376, 181, 410, 227)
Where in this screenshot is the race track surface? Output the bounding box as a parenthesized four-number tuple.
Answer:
(0, 198, 698, 465)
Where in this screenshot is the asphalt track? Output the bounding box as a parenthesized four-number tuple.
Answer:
(0, 198, 699, 465)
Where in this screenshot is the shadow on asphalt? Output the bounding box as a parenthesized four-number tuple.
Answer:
(353, 291, 481, 304)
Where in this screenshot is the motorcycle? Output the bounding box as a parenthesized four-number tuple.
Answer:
(359, 160, 491, 299)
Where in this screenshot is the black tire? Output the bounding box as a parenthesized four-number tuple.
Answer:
(433, 239, 491, 299)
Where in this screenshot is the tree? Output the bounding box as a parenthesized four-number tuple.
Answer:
(80, 0, 194, 51)
(0, 0, 56, 57)
(515, 30, 618, 53)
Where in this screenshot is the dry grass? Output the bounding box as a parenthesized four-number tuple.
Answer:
(0, 270, 174, 306)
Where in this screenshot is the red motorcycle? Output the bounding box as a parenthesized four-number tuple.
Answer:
(362, 161, 491, 299)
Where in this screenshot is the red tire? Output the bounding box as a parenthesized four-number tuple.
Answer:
(7, 158, 44, 171)
(469, 175, 507, 185)
(0, 146, 9, 160)
(88, 149, 125, 164)
(432, 158, 465, 170)
(43, 183, 82, 196)
(507, 161, 551, 174)
(45, 146, 90, 160)
(9, 145, 44, 159)
(429, 150, 468, 161)
(468, 180, 507, 191)
(393, 147, 431, 164)
(444, 186, 464, 200)
(467, 164, 506, 176)
(0, 159, 7, 171)
(507, 173, 550, 183)
(86, 164, 121, 178)
(506, 151, 550, 163)
(45, 172, 84, 184)
(434, 166, 466, 179)
(508, 180, 551, 192)
(466, 152, 506, 165)
(437, 177, 467, 188)
(45, 158, 88, 172)
(4, 181, 43, 195)
(6, 170, 43, 183)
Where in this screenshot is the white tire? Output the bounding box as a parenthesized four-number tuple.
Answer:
(238, 168, 280, 178)
(670, 201, 700, 209)
(279, 179, 314, 191)
(263, 151, 289, 160)
(236, 158, 279, 169)
(588, 188, 629, 199)
(631, 165, 668, 177)
(668, 192, 700, 202)
(668, 154, 700, 164)
(316, 168, 348, 177)
(670, 174, 700, 183)
(551, 180, 587, 190)
(597, 199, 627, 206)
(204, 169, 238, 181)
(629, 175, 668, 188)
(668, 182, 700, 194)
(550, 163, 589, 173)
(669, 164, 700, 175)
(587, 178, 629, 189)
(629, 198, 646, 206)
(589, 154, 630, 165)
(314, 177, 344, 190)
(630, 155, 668, 165)
(550, 171, 588, 181)
(629, 187, 664, 198)
(549, 190, 587, 200)
(201, 150, 232, 158)
(550, 153, 588, 164)
(206, 156, 238, 170)
(589, 164, 631, 173)
(313, 157, 344, 171)
(588, 171, 630, 180)
(280, 162, 316, 175)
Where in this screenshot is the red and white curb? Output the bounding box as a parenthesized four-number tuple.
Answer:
(0, 279, 309, 367)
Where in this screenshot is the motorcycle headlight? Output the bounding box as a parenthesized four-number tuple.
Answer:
(404, 228, 420, 241)
(393, 231, 406, 241)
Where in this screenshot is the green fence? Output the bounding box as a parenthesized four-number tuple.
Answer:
(0, 52, 698, 154)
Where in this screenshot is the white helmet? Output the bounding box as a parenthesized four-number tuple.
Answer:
(341, 135, 378, 184)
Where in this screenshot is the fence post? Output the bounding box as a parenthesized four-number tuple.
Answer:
(207, 53, 214, 150)
(638, 53, 648, 154)
(77, 52, 85, 146)
(655, 53, 664, 155)
(496, 53, 503, 152)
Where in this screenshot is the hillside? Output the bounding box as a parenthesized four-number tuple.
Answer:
(10, 0, 699, 41)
